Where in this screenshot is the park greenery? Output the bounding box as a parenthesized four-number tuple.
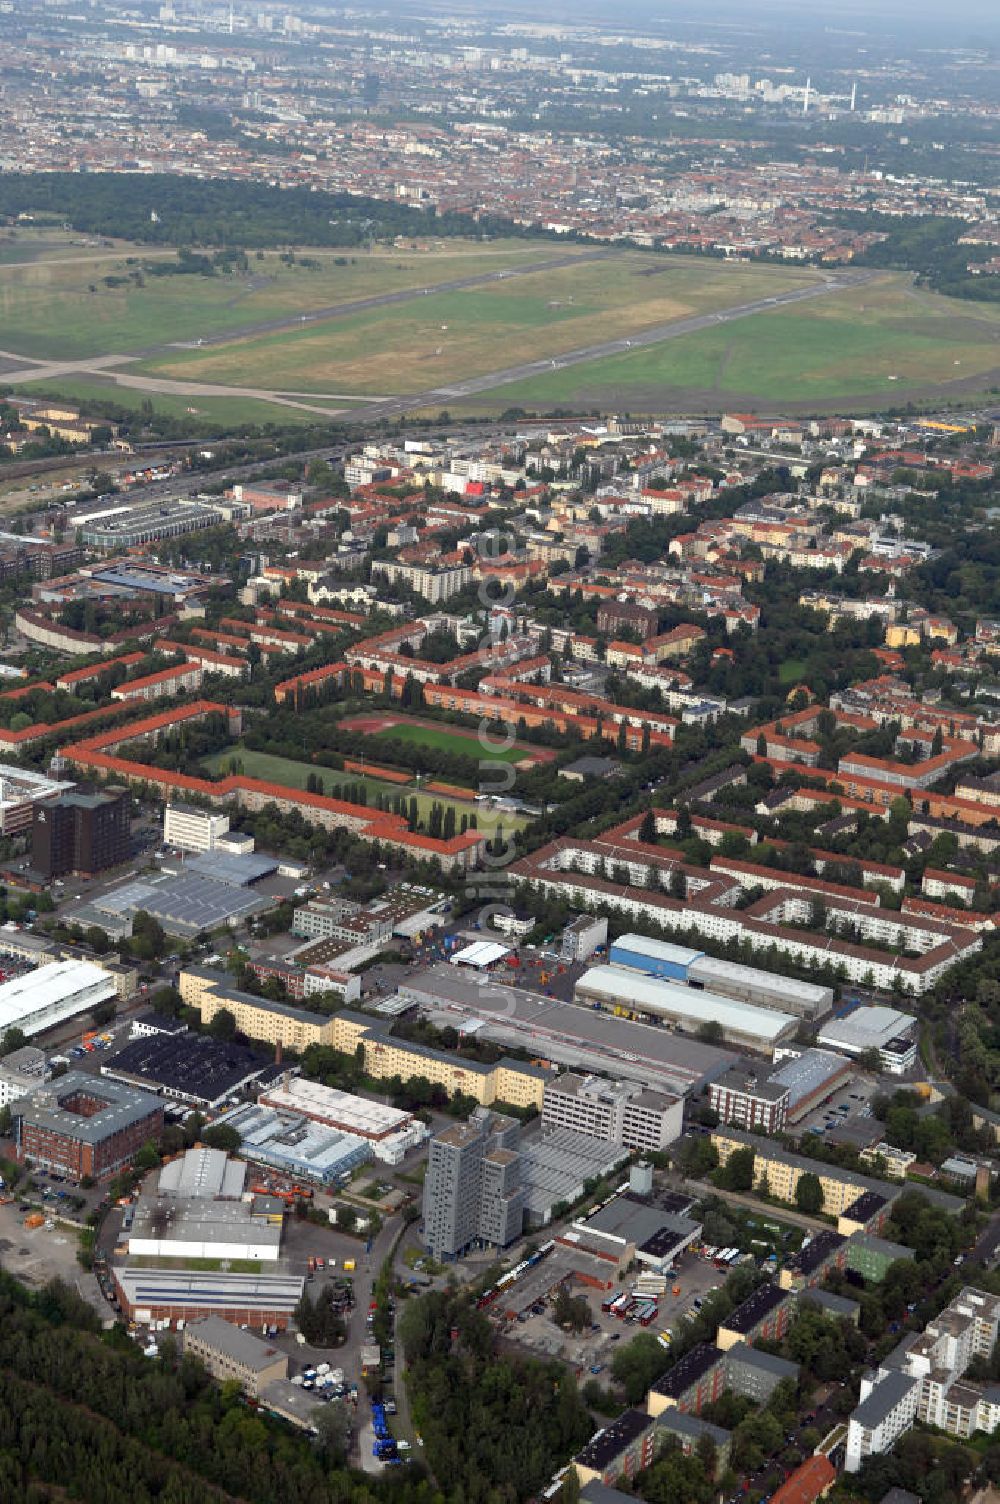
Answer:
(398, 1288, 593, 1504)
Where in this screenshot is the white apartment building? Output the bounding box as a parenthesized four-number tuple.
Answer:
(370, 559, 473, 604)
(541, 1073, 682, 1153)
(847, 1288, 1000, 1470)
(164, 803, 231, 854)
(845, 1370, 920, 1473)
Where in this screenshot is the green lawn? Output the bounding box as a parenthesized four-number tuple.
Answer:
(130, 1256, 265, 1273)
(372, 721, 530, 764)
(778, 658, 808, 686)
(13, 376, 326, 428)
(201, 745, 527, 832)
(439, 273, 1000, 412)
(136, 254, 820, 397)
(0, 237, 583, 361)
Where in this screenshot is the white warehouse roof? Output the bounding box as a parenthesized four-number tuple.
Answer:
(818, 1004, 916, 1053)
(0, 959, 116, 1036)
(689, 955, 832, 1008)
(449, 940, 510, 969)
(612, 935, 704, 968)
(575, 965, 797, 1046)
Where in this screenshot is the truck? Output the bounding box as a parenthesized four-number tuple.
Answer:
(343, 1259, 356, 1272)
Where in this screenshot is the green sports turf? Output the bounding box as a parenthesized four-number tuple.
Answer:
(371, 721, 530, 764)
(200, 745, 527, 831)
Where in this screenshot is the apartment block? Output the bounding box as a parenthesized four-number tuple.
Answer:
(708, 1067, 790, 1135)
(542, 1073, 683, 1153)
(711, 1128, 902, 1219)
(648, 1336, 799, 1419)
(573, 1409, 657, 1488)
(422, 1110, 523, 1260)
(845, 1370, 921, 1473)
(716, 1284, 794, 1351)
(846, 1287, 1000, 1470)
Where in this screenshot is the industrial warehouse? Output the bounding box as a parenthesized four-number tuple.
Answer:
(256, 1075, 425, 1154)
(112, 1268, 304, 1329)
(0, 959, 117, 1038)
(213, 1100, 386, 1182)
(574, 965, 799, 1054)
(126, 1147, 283, 1263)
(397, 964, 736, 1096)
(607, 935, 833, 1020)
(101, 1030, 280, 1109)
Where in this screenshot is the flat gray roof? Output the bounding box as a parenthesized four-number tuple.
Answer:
(771, 1048, 852, 1107)
(186, 852, 279, 887)
(399, 964, 734, 1095)
(115, 1267, 303, 1312)
(16, 1071, 160, 1142)
(850, 1370, 919, 1429)
(185, 1315, 286, 1370)
(91, 875, 272, 936)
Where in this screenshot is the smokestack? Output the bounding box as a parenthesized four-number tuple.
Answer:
(803, 77, 811, 114)
(850, 81, 857, 112)
(275, 1039, 283, 1066)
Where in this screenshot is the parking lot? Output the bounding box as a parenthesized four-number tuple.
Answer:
(795, 1075, 881, 1140)
(0, 1197, 110, 1321)
(497, 1244, 733, 1371)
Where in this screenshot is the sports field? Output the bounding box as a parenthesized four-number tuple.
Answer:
(442, 274, 1000, 414)
(135, 255, 822, 396)
(340, 712, 547, 765)
(201, 745, 529, 831)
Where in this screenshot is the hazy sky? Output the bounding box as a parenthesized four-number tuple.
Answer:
(477, 0, 1000, 39)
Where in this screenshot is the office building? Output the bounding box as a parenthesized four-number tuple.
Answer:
(561, 914, 609, 963)
(542, 1074, 683, 1153)
(164, 803, 231, 854)
(183, 1316, 288, 1398)
(12, 1071, 163, 1181)
(708, 1067, 790, 1134)
(0, 762, 75, 836)
(32, 787, 130, 879)
(770, 1049, 853, 1123)
(0, 1060, 38, 1108)
(422, 1110, 524, 1259)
